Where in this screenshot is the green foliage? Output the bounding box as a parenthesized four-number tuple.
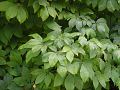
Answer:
(0, 0, 119, 90)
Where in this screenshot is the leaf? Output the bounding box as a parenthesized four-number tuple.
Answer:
(93, 77, 99, 89)
(0, 1, 13, 11)
(74, 76, 83, 90)
(26, 50, 40, 63)
(14, 77, 25, 86)
(113, 49, 120, 63)
(10, 50, 22, 64)
(48, 52, 58, 67)
(91, 0, 98, 8)
(66, 51, 74, 63)
(48, 7, 57, 18)
(78, 36, 88, 46)
(54, 74, 64, 87)
(96, 71, 106, 88)
(44, 73, 52, 87)
(65, 74, 75, 90)
(98, 0, 107, 11)
(107, 0, 115, 12)
(39, 7, 49, 21)
(69, 18, 76, 28)
(89, 42, 97, 58)
(62, 46, 71, 52)
(6, 4, 18, 20)
(57, 65, 67, 77)
(111, 68, 119, 83)
(80, 63, 89, 82)
(33, 1, 40, 13)
(46, 21, 61, 31)
(99, 58, 105, 70)
(35, 71, 46, 84)
(29, 33, 42, 39)
(0, 57, 6, 65)
(67, 62, 79, 75)
(17, 6, 28, 23)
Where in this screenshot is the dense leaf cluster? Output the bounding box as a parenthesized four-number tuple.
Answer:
(0, 0, 120, 90)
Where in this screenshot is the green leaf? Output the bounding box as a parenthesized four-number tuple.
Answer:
(66, 51, 74, 63)
(33, 1, 40, 13)
(10, 50, 22, 64)
(96, 71, 106, 88)
(29, 33, 42, 39)
(93, 77, 99, 89)
(46, 21, 61, 31)
(48, 52, 58, 67)
(98, 0, 107, 11)
(54, 74, 64, 87)
(80, 63, 89, 82)
(74, 76, 83, 90)
(69, 18, 76, 28)
(48, 7, 57, 18)
(65, 74, 75, 90)
(39, 7, 49, 21)
(35, 71, 46, 84)
(111, 68, 119, 83)
(14, 77, 25, 86)
(62, 46, 71, 52)
(44, 73, 52, 87)
(0, 57, 6, 65)
(26, 50, 40, 63)
(57, 65, 67, 77)
(0, 1, 13, 11)
(67, 62, 79, 75)
(6, 4, 18, 20)
(17, 6, 28, 23)
(107, 0, 115, 12)
(78, 36, 88, 46)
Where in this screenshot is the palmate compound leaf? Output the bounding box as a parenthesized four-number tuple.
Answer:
(65, 74, 75, 90)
